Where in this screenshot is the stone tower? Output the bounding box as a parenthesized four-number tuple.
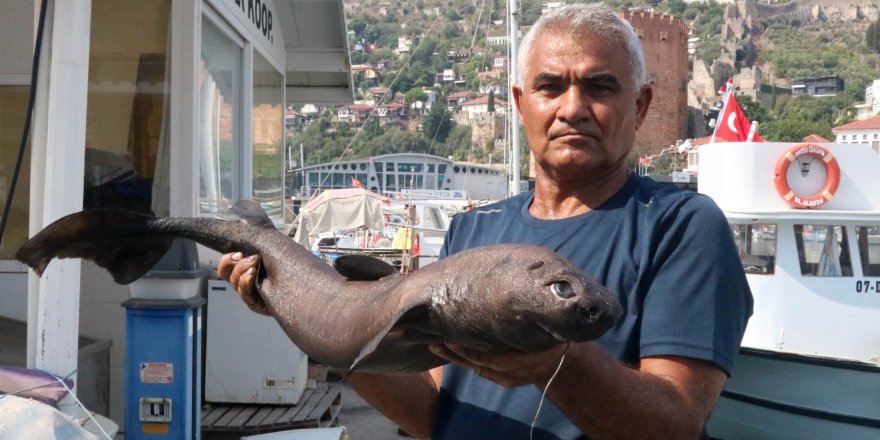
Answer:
(620, 12, 689, 157)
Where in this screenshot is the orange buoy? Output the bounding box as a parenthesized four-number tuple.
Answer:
(773, 143, 840, 209)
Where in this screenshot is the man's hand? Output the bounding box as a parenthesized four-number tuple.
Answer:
(216, 252, 272, 316)
(429, 342, 568, 388)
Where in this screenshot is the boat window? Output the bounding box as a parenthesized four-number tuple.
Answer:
(793, 225, 853, 277)
(438, 164, 447, 174)
(398, 163, 423, 172)
(856, 226, 880, 276)
(428, 164, 436, 173)
(385, 174, 396, 189)
(386, 162, 395, 172)
(730, 224, 777, 275)
(374, 162, 383, 172)
(308, 172, 319, 186)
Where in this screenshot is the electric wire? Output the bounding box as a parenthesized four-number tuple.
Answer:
(0, 0, 49, 247)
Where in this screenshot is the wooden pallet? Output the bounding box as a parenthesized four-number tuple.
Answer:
(202, 382, 342, 434)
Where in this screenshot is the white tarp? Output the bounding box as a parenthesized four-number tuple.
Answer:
(0, 395, 98, 439)
(293, 188, 388, 248)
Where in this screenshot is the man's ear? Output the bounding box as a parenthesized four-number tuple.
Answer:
(512, 83, 525, 123)
(635, 85, 653, 130)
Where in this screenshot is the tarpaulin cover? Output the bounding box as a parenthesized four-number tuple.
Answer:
(293, 188, 389, 248)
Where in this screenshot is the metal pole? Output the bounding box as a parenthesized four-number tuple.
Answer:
(508, 0, 520, 196)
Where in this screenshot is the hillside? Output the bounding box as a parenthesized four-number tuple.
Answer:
(291, 0, 880, 171)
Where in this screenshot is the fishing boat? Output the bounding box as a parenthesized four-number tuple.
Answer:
(698, 141, 880, 438)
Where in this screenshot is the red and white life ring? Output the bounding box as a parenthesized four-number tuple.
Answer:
(773, 143, 840, 209)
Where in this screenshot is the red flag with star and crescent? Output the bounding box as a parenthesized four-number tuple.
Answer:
(714, 94, 764, 142)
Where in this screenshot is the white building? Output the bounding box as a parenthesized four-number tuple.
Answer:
(833, 115, 880, 153)
(288, 153, 508, 199)
(855, 79, 880, 120)
(459, 94, 508, 119)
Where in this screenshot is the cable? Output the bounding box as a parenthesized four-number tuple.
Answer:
(0, 0, 49, 246)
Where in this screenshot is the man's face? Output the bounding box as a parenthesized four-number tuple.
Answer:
(513, 31, 652, 182)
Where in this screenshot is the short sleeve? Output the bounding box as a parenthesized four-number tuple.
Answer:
(639, 195, 753, 375)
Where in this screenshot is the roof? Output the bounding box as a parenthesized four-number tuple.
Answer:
(802, 134, 831, 143)
(833, 115, 880, 132)
(276, 0, 353, 105)
(460, 95, 508, 107)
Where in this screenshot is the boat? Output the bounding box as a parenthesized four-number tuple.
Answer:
(697, 141, 880, 438)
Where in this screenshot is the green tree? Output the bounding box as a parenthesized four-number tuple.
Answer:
(422, 103, 453, 144)
(487, 89, 495, 113)
(867, 20, 880, 52)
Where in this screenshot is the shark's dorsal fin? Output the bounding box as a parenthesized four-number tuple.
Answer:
(333, 255, 398, 281)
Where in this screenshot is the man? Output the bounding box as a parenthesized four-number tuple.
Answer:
(219, 4, 752, 438)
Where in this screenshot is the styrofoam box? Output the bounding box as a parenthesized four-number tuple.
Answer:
(127, 270, 210, 300)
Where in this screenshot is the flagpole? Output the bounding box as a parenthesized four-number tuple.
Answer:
(710, 81, 733, 144)
(747, 121, 758, 143)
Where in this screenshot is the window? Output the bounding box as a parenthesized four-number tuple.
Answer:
(84, 0, 171, 215)
(659, 31, 669, 42)
(251, 49, 283, 218)
(730, 224, 777, 274)
(0, 86, 30, 259)
(794, 225, 853, 277)
(856, 226, 880, 276)
(199, 17, 242, 213)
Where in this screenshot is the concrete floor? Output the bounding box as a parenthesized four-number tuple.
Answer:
(335, 381, 411, 440)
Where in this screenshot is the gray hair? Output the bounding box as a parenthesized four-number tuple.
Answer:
(517, 3, 647, 90)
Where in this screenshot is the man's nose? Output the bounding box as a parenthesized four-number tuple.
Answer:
(557, 86, 591, 122)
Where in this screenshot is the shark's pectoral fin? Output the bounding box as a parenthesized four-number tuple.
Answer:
(349, 303, 431, 371)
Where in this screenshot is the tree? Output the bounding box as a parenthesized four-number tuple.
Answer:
(422, 103, 453, 144)
(867, 20, 880, 52)
(487, 90, 495, 113)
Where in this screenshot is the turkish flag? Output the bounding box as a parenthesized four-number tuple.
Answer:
(715, 94, 764, 142)
(351, 176, 363, 188)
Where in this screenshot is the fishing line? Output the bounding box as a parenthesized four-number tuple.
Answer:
(530, 342, 569, 440)
(0, 0, 48, 246)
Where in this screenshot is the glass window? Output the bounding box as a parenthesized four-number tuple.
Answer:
(251, 50, 283, 219)
(308, 171, 319, 186)
(199, 18, 242, 213)
(386, 162, 395, 172)
(794, 224, 853, 277)
(85, 0, 171, 215)
(730, 224, 776, 274)
(398, 163, 423, 172)
(856, 226, 880, 276)
(0, 86, 30, 259)
(373, 161, 383, 172)
(332, 172, 343, 187)
(438, 164, 447, 174)
(427, 164, 436, 173)
(385, 174, 396, 189)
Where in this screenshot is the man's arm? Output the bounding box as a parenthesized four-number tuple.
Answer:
(216, 253, 443, 439)
(345, 367, 444, 439)
(431, 342, 726, 440)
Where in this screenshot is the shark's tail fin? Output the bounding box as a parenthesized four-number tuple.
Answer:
(15, 209, 174, 284)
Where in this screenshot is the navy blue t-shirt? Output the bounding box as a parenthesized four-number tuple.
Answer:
(431, 174, 753, 439)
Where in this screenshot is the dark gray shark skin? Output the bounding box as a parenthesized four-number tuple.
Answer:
(16, 201, 622, 375)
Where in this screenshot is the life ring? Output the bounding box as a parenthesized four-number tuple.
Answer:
(773, 143, 840, 209)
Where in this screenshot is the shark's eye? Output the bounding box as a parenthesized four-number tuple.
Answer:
(550, 281, 575, 299)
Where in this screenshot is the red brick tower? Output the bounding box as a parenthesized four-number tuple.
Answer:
(620, 12, 689, 157)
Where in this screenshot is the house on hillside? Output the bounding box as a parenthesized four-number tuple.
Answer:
(833, 115, 880, 153)
(351, 64, 380, 80)
(854, 79, 880, 120)
(285, 108, 311, 133)
(459, 94, 507, 119)
(338, 103, 374, 124)
(446, 91, 480, 109)
(376, 103, 409, 128)
(791, 76, 844, 97)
